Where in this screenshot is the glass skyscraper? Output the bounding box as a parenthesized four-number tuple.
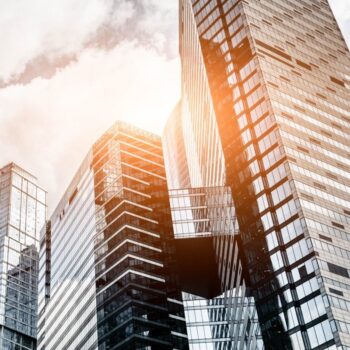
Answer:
(0, 163, 46, 350)
(38, 121, 188, 350)
(163, 102, 191, 190)
(171, 0, 350, 349)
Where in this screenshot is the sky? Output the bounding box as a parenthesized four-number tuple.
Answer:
(0, 0, 349, 213)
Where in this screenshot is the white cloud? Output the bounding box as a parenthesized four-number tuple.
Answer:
(0, 0, 112, 82)
(0, 43, 180, 212)
(0, 0, 178, 84)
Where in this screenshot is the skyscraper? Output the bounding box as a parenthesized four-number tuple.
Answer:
(173, 0, 350, 348)
(0, 163, 46, 350)
(38, 121, 188, 350)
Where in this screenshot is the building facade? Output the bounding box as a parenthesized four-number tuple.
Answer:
(169, 187, 263, 350)
(38, 122, 189, 350)
(176, 0, 350, 349)
(163, 102, 191, 190)
(164, 100, 264, 349)
(0, 163, 46, 350)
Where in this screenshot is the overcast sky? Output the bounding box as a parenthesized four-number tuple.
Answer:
(0, 0, 349, 213)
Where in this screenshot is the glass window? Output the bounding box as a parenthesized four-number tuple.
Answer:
(276, 199, 298, 224)
(266, 163, 287, 188)
(281, 218, 304, 244)
(252, 177, 264, 195)
(27, 182, 36, 198)
(271, 251, 283, 271)
(257, 194, 269, 213)
(37, 188, 46, 204)
(12, 173, 22, 189)
(262, 147, 284, 171)
(266, 231, 278, 251)
(271, 181, 292, 206)
(261, 212, 273, 230)
(10, 187, 21, 229)
(258, 129, 278, 153)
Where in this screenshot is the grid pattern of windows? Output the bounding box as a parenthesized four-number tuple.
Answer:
(169, 187, 263, 350)
(178, 0, 350, 348)
(39, 122, 189, 350)
(0, 163, 46, 350)
(163, 103, 192, 190)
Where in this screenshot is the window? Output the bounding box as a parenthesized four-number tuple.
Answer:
(328, 262, 349, 278)
(254, 114, 275, 137)
(261, 212, 274, 230)
(302, 295, 326, 323)
(250, 100, 269, 122)
(271, 250, 284, 271)
(307, 320, 333, 347)
(266, 163, 288, 187)
(257, 194, 269, 213)
(246, 86, 264, 108)
(286, 239, 309, 265)
(252, 177, 264, 194)
(276, 199, 299, 224)
(271, 181, 292, 206)
(239, 58, 256, 80)
(237, 114, 247, 129)
(266, 231, 278, 251)
(296, 277, 319, 299)
(258, 129, 279, 153)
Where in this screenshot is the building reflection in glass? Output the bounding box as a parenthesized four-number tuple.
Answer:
(0, 163, 46, 350)
(176, 0, 350, 348)
(170, 187, 263, 350)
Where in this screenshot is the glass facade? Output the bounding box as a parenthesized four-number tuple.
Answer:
(38, 121, 189, 350)
(163, 102, 192, 190)
(0, 163, 46, 350)
(177, 0, 350, 349)
(169, 187, 263, 350)
(38, 153, 98, 349)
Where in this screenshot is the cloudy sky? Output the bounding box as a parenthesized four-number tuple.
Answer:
(0, 0, 349, 213)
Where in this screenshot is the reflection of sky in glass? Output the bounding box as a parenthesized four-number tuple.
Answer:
(169, 187, 247, 349)
(169, 187, 237, 238)
(0, 164, 47, 349)
(182, 292, 219, 350)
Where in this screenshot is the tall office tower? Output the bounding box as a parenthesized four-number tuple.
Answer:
(178, 0, 350, 349)
(38, 121, 188, 350)
(0, 163, 46, 350)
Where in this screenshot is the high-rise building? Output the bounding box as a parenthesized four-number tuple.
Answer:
(0, 163, 46, 350)
(38, 121, 189, 350)
(174, 0, 350, 349)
